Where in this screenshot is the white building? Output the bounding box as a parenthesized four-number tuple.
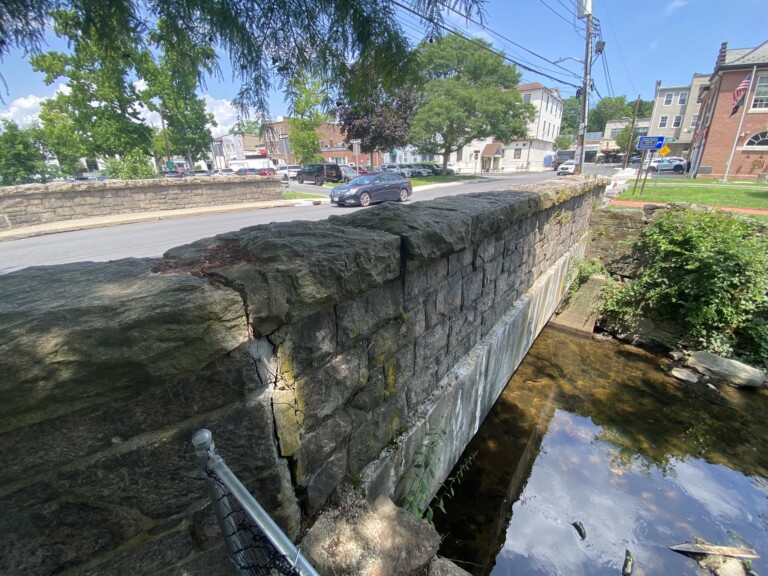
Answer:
(443, 82, 564, 173)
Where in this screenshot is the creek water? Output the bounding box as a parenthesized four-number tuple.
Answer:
(433, 325, 768, 576)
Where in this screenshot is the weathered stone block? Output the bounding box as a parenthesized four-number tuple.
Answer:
(338, 281, 403, 343)
(0, 259, 248, 433)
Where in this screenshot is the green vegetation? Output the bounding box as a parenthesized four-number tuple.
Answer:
(409, 33, 535, 174)
(0, 120, 59, 185)
(600, 207, 768, 366)
(619, 183, 768, 211)
(282, 190, 326, 200)
(560, 258, 608, 312)
(104, 151, 158, 180)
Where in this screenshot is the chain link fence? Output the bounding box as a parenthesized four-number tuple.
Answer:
(192, 429, 319, 576)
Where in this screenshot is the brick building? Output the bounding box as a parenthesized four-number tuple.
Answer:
(690, 41, 768, 181)
(264, 118, 385, 168)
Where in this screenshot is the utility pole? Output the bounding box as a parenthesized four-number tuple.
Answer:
(575, 10, 593, 175)
(622, 95, 642, 169)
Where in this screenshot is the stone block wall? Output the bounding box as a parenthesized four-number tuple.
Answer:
(0, 178, 604, 575)
(0, 176, 282, 231)
(586, 207, 648, 277)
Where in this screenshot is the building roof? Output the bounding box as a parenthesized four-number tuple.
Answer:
(517, 82, 546, 91)
(721, 40, 768, 68)
(482, 142, 504, 157)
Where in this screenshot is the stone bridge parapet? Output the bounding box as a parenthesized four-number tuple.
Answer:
(0, 177, 605, 574)
(0, 176, 283, 232)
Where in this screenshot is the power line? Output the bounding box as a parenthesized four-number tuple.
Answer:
(434, 0, 582, 81)
(390, 0, 583, 89)
(537, 0, 585, 32)
(597, 0, 638, 94)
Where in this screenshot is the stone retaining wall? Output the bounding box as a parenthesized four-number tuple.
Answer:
(586, 207, 646, 277)
(0, 178, 604, 575)
(0, 176, 283, 231)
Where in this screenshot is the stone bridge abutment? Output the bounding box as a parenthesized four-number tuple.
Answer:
(0, 178, 605, 574)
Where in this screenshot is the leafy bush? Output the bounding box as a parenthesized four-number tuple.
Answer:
(105, 150, 158, 180)
(600, 207, 768, 358)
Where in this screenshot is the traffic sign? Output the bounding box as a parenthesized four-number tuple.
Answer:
(637, 136, 665, 150)
(658, 145, 671, 157)
(166, 161, 175, 169)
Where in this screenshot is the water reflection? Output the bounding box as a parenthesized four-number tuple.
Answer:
(433, 325, 768, 575)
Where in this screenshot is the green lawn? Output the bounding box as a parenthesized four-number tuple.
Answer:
(618, 182, 768, 211)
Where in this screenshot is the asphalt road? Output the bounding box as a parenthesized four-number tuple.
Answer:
(0, 166, 619, 274)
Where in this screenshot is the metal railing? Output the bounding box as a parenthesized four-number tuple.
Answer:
(192, 429, 319, 576)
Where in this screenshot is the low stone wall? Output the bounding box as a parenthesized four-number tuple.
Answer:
(0, 178, 605, 575)
(0, 176, 283, 231)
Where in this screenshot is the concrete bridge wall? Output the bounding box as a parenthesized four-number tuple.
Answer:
(0, 176, 283, 232)
(0, 179, 604, 575)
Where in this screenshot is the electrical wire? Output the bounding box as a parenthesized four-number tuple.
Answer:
(434, 0, 582, 80)
(389, 0, 583, 89)
(537, 0, 585, 33)
(597, 0, 638, 94)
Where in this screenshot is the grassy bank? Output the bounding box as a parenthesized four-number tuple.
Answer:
(618, 181, 768, 211)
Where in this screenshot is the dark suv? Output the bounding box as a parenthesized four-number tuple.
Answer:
(296, 163, 343, 185)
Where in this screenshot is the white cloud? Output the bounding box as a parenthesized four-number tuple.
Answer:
(0, 83, 70, 126)
(204, 95, 239, 135)
(662, 0, 687, 18)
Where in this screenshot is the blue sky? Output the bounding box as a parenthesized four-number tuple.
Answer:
(1, 0, 766, 135)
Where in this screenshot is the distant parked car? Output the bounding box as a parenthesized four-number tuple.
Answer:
(400, 163, 432, 177)
(212, 168, 234, 176)
(557, 160, 576, 175)
(193, 169, 212, 176)
(645, 158, 685, 173)
(340, 165, 360, 183)
(330, 172, 412, 207)
(162, 170, 186, 178)
(296, 163, 343, 185)
(236, 167, 277, 176)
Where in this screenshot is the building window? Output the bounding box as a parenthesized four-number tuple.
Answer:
(664, 93, 674, 105)
(610, 128, 623, 138)
(690, 114, 699, 127)
(659, 116, 668, 128)
(678, 92, 688, 105)
(457, 148, 463, 162)
(673, 115, 682, 128)
(745, 131, 768, 146)
(513, 148, 522, 159)
(524, 94, 531, 103)
(752, 75, 768, 109)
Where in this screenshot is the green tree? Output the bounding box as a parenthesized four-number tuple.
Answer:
(0, 120, 54, 185)
(36, 96, 89, 175)
(615, 125, 636, 155)
(561, 96, 580, 137)
(104, 149, 158, 179)
(231, 120, 262, 136)
(409, 34, 535, 173)
(554, 134, 575, 151)
(287, 74, 328, 165)
(2, 0, 483, 116)
(31, 9, 152, 159)
(587, 96, 633, 133)
(138, 19, 217, 169)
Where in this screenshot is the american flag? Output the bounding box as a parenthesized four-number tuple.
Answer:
(733, 74, 751, 104)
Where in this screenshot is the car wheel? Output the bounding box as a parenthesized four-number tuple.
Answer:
(344, 176, 350, 183)
(359, 192, 372, 207)
(297, 175, 304, 184)
(398, 188, 409, 202)
(315, 176, 323, 186)
(673, 165, 684, 173)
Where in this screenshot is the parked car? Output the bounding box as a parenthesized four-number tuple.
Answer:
(415, 163, 446, 176)
(212, 168, 234, 176)
(340, 165, 361, 183)
(162, 170, 186, 178)
(557, 160, 576, 175)
(193, 169, 212, 176)
(399, 163, 431, 178)
(236, 167, 277, 176)
(296, 163, 343, 185)
(645, 158, 685, 173)
(330, 172, 412, 207)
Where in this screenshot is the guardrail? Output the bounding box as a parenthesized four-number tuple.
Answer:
(192, 429, 319, 576)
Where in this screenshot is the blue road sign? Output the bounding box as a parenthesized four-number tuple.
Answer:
(637, 136, 665, 150)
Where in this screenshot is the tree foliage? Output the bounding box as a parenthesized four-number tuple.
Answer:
(336, 59, 419, 154)
(554, 134, 574, 151)
(0, 120, 57, 184)
(1, 0, 485, 115)
(560, 96, 580, 136)
(614, 124, 635, 154)
(287, 74, 328, 165)
(600, 208, 768, 359)
(587, 96, 654, 133)
(104, 149, 157, 180)
(409, 34, 535, 172)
